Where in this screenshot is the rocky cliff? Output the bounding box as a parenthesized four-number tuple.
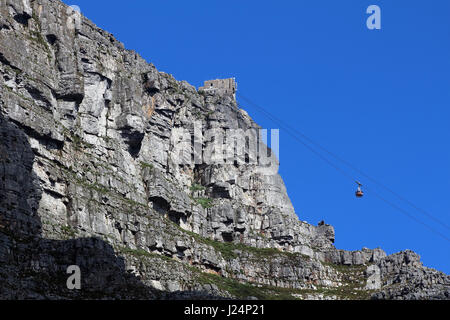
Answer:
(0, 0, 448, 300)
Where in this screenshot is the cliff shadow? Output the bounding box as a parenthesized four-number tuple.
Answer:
(0, 113, 162, 299)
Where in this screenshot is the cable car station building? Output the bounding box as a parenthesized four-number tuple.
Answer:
(199, 78, 237, 98)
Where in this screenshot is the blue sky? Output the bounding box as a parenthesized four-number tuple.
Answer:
(63, 0, 450, 273)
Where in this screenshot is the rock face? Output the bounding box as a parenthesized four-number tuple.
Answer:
(0, 0, 448, 300)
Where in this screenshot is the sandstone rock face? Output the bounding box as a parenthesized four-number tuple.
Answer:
(0, 0, 448, 299)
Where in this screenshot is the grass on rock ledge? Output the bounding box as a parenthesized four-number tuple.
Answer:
(165, 217, 310, 261)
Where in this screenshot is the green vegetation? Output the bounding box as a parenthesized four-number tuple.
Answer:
(195, 271, 369, 300)
(11, 67, 23, 75)
(322, 262, 366, 274)
(72, 134, 82, 150)
(29, 30, 48, 48)
(193, 110, 204, 120)
(113, 220, 369, 300)
(189, 183, 205, 192)
(123, 197, 148, 208)
(167, 220, 308, 262)
(189, 183, 212, 208)
(115, 242, 303, 299)
(2, 85, 33, 104)
(196, 272, 277, 299)
(58, 161, 150, 218)
(70, 133, 94, 151)
(82, 180, 109, 194)
(27, 29, 52, 61)
(139, 161, 154, 170)
(194, 197, 213, 209)
(30, 12, 52, 62)
(61, 225, 77, 238)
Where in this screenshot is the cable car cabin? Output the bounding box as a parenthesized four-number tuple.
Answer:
(355, 181, 363, 197)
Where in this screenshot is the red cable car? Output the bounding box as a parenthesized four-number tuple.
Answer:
(355, 181, 364, 198)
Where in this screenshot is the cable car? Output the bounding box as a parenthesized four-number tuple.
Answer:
(355, 181, 364, 198)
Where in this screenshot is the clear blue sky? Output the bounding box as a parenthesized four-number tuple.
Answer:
(63, 0, 450, 273)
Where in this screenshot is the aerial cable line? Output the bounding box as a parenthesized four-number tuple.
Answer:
(236, 92, 450, 243)
(365, 185, 450, 243)
(237, 91, 450, 232)
(236, 93, 359, 182)
(236, 102, 355, 181)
